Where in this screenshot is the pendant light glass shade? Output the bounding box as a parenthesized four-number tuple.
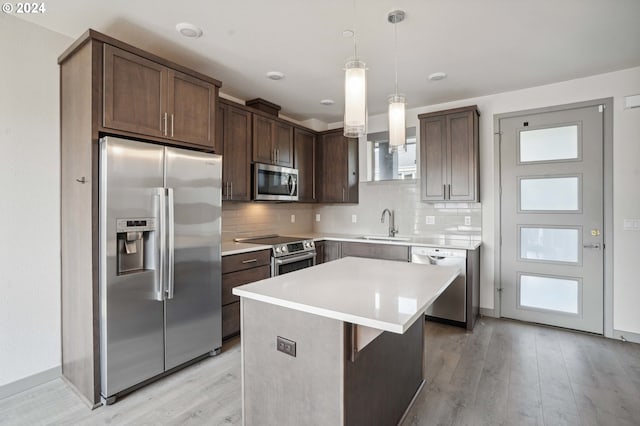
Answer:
(388, 94, 406, 150)
(344, 59, 367, 138)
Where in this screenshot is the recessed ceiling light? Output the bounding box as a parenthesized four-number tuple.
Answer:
(266, 71, 285, 80)
(428, 72, 447, 81)
(342, 29, 354, 38)
(320, 99, 335, 106)
(176, 23, 203, 38)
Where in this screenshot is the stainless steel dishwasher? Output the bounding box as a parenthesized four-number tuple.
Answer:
(411, 247, 467, 324)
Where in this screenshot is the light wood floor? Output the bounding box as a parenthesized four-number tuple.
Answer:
(1, 318, 639, 426)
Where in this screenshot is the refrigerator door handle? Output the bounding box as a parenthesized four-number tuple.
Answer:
(156, 188, 166, 301)
(166, 187, 175, 299)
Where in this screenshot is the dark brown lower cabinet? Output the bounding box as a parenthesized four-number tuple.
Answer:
(221, 250, 271, 340)
(341, 242, 409, 262)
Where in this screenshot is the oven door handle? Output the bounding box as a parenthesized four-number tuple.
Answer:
(274, 251, 316, 265)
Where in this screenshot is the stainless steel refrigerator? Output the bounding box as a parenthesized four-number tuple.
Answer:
(99, 136, 222, 403)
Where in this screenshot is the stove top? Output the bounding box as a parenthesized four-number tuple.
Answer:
(235, 235, 315, 257)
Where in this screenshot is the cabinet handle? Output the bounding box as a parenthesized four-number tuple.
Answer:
(342, 187, 346, 202)
(230, 181, 233, 199)
(224, 182, 228, 199)
(170, 114, 174, 137)
(242, 258, 258, 264)
(163, 112, 168, 136)
(276, 149, 279, 163)
(448, 184, 451, 200)
(443, 184, 447, 199)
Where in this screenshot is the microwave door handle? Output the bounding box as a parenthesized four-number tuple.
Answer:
(288, 175, 297, 196)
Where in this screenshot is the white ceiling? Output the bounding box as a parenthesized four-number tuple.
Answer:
(17, 0, 640, 123)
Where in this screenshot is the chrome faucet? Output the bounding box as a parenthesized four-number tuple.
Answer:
(381, 209, 399, 237)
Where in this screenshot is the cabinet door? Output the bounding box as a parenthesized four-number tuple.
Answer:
(341, 242, 409, 262)
(323, 241, 342, 262)
(168, 70, 216, 149)
(447, 111, 477, 201)
(420, 116, 447, 201)
(293, 128, 316, 202)
(274, 121, 294, 167)
(346, 136, 359, 203)
(103, 44, 167, 138)
(253, 114, 274, 164)
(314, 241, 325, 265)
(317, 130, 348, 202)
(223, 105, 252, 201)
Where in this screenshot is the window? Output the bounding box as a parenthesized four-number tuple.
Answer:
(365, 127, 417, 181)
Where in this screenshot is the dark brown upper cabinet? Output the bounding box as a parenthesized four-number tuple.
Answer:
(419, 105, 479, 202)
(293, 128, 316, 202)
(252, 114, 293, 167)
(103, 44, 217, 150)
(316, 128, 359, 203)
(218, 100, 252, 201)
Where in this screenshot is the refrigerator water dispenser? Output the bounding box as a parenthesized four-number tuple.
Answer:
(116, 218, 156, 274)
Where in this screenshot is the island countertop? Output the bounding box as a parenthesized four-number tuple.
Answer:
(232, 257, 460, 334)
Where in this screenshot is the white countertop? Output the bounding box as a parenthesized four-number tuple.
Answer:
(233, 257, 460, 334)
(290, 232, 481, 250)
(221, 241, 272, 256)
(222, 233, 481, 256)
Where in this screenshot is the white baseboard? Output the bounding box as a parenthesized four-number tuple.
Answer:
(613, 329, 640, 344)
(0, 366, 61, 400)
(480, 307, 497, 318)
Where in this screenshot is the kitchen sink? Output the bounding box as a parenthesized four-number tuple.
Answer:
(359, 235, 412, 242)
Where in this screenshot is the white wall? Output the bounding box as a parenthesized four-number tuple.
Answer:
(333, 67, 640, 336)
(0, 15, 72, 387)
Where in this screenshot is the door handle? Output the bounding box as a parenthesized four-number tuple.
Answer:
(166, 188, 175, 299)
(288, 175, 297, 196)
(163, 112, 168, 136)
(155, 188, 166, 301)
(583, 243, 601, 249)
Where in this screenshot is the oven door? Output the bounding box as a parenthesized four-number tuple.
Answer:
(272, 251, 316, 276)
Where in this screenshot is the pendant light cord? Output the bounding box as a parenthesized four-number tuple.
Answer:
(394, 19, 398, 96)
(352, 0, 358, 59)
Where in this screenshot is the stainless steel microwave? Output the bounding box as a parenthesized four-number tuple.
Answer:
(253, 163, 298, 201)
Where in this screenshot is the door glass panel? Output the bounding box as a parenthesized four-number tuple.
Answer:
(519, 125, 578, 162)
(519, 274, 579, 314)
(520, 227, 579, 263)
(520, 176, 579, 211)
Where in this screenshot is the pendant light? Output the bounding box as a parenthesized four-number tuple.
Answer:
(343, 1, 367, 138)
(388, 10, 406, 152)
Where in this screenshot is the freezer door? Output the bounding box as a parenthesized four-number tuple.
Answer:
(164, 147, 222, 369)
(100, 137, 166, 398)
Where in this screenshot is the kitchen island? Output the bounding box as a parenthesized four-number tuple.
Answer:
(233, 257, 460, 426)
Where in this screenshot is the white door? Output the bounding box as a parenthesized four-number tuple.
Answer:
(499, 104, 604, 334)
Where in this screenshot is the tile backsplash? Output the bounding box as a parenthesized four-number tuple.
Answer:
(221, 180, 481, 241)
(222, 202, 314, 241)
(313, 180, 481, 237)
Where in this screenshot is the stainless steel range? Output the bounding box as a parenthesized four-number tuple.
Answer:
(235, 235, 316, 276)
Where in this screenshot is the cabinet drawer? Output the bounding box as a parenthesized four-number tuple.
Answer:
(341, 242, 409, 262)
(222, 301, 240, 340)
(222, 249, 271, 274)
(222, 264, 271, 305)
